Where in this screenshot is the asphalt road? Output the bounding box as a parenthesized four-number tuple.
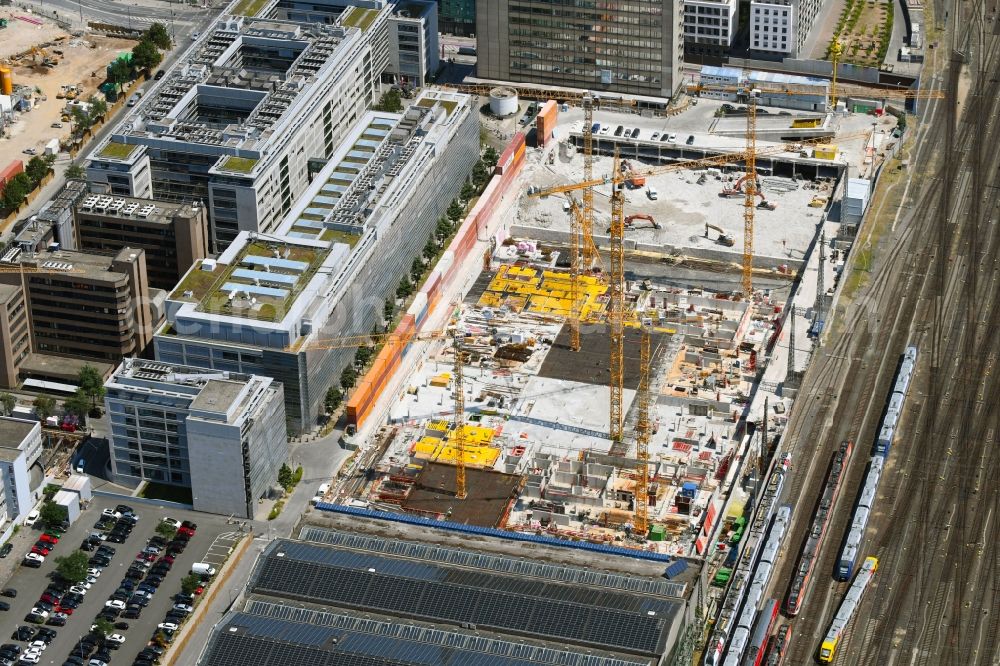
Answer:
(758, 4, 1000, 664)
(0, 495, 237, 666)
(28, 0, 213, 34)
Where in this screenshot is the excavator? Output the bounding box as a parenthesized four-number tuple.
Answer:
(720, 173, 777, 210)
(609, 213, 661, 233)
(705, 223, 735, 247)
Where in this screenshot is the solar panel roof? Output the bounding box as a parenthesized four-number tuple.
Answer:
(251, 540, 676, 656)
(199, 605, 651, 666)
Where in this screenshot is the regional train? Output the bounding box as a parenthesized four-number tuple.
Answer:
(818, 556, 879, 662)
(836, 346, 917, 580)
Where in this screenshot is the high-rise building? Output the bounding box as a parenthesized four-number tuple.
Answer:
(749, 0, 823, 57)
(0, 248, 154, 386)
(386, 1, 439, 88)
(104, 359, 287, 519)
(476, 0, 684, 100)
(683, 0, 739, 59)
(74, 194, 209, 290)
(439, 0, 476, 36)
(155, 91, 478, 433)
(0, 284, 30, 389)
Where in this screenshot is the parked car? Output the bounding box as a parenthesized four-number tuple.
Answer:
(104, 600, 126, 611)
(24, 511, 40, 528)
(23, 553, 44, 567)
(686, 134, 695, 145)
(154, 70, 165, 80)
(0, 589, 15, 598)
(0, 543, 12, 558)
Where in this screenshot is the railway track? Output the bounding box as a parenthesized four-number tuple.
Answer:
(767, 6, 1000, 663)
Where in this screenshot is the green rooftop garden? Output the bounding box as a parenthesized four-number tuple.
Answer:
(233, 0, 269, 16)
(341, 6, 378, 31)
(417, 97, 459, 117)
(98, 142, 137, 160)
(320, 228, 362, 247)
(219, 156, 259, 174)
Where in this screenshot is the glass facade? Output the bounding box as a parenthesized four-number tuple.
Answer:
(477, 0, 682, 98)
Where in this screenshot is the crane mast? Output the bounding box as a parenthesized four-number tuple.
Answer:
(453, 330, 467, 499)
(582, 94, 596, 269)
(633, 324, 652, 535)
(741, 89, 758, 298)
(609, 149, 625, 442)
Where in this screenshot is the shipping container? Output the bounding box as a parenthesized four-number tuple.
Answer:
(0, 159, 24, 195)
(495, 132, 526, 175)
(535, 100, 558, 147)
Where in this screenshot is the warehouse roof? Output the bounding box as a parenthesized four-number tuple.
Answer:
(202, 600, 652, 666)
(248, 538, 680, 657)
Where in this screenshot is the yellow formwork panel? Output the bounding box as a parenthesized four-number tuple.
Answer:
(479, 265, 609, 320)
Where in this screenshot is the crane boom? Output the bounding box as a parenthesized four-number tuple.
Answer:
(582, 94, 596, 269)
(453, 330, 467, 499)
(742, 90, 758, 297)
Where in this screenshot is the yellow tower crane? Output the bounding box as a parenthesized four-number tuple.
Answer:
(633, 322, 653, 535)
(608, 149, 626, 442)
(830, 40, 843, 110)
(742, 86, 759, 297)
(452, 329, 468, 499)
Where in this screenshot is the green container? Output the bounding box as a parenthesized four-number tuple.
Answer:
(648, 524, 666, 541)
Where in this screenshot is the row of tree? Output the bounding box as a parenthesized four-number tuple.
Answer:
(0, 364, 106, 422)
(107, 23, 172, 94)
(1, 154, 55, 212)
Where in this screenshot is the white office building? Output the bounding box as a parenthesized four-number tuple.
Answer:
(104, 359, 287, 519)
(0, 417, 43, 526)
(749, 0, 823, 57)
(683, 0, 739, 58)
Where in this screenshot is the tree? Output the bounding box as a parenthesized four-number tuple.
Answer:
(55, 550, 89, 582)
(340, 365, 357, 391)
(33, 394, 56, 422)
(25, 156, 50, 185)
(277, 463, 293, 489)
(435, 217, 452, 241)
(39, 501, 66, 529)
(66, 163, 87, 180)
(146, 23, 172, 50)
(410, 257, 424, 281)
(472, 160, 490, 187)
(396, 276, 413, 299)
(92, 618, 115, 638)
(64, 389, 91, 418)
(181, 573, 201, 596)
(383, 298, 395, 321)
(108, 58, 132, 93)
(897, 113, 907, 132)
(1, 172, 33, 211)
(447, 200, 464, 223)
(70, 106, 91, 137)
(483, 146, 499, 169)
(460, 180, 476, 202)
(324, 387, 343, 412)
(423, 235, 438, 261)
(0, 392, 15, 416)
(354, 345, 373, 368)
(374, 89, 402, 113)
(131, 38, 162, 71)
(155, 521, 177, 539)
(78, 364, 106, 409)
(43, 484, 61, 500)
(88, 96, 108, 120)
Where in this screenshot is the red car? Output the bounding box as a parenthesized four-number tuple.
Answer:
(161, 555, 175, 564)
(31, 544, 51, 556)
(39, 534, 59, 544)
(54, 605, 73, 615)
(40, 593, 59, 604)
(194, 585, 204, 595)
(177, 527, 195, 537)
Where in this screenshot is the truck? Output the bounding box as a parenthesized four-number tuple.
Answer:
(44, 138, 59, 156)
(190, 563, 217, 577)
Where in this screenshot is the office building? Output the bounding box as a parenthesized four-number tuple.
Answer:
(75, 194, 209, 290)
(155, 90, 478, 433)
(0, 417, 43, 526)
(683, 0, 738, 59)
(104, 359, 287, 519)
(749, 0, 823, 57)
(87, 14, 384, 250)
(386, 1, 439, 88)
(439, 0, 475, 36)
(476, 0, 684, 100)
(0, 248, 154, 387)
(0, 284, 30, 389)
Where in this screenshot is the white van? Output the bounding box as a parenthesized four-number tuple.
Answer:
(191, 562, 217, 577)
(646, 186, 658, 200)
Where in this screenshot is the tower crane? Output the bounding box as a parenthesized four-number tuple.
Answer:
(632, 322, 653, 535)
(452, 330, 467, 499)
(742, 87, 759, 297)
(609, 149, 625, 442)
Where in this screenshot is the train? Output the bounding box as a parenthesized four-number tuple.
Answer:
(818, 556, 879, 662)
(721, 506, 792, 666)
(762, 624, 792, 665)
(704, 455, 791, 666)
(785, 440, 854, 615)
(836, 345, 917, 580)
(742, 599, 779, 666)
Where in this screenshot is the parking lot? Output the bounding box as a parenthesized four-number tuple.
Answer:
(0, 495, 239, 666)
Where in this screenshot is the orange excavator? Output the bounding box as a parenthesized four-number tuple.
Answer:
(720, 174, 777, 210)
(621, 160, 646, 188)
(609, 213, 661, 232)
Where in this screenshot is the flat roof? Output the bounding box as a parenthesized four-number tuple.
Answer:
(401, 462, 522, 527)
(190, 379, 246, 414)
(20, 354, 113, 382)
(0, 417, 37, 446)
